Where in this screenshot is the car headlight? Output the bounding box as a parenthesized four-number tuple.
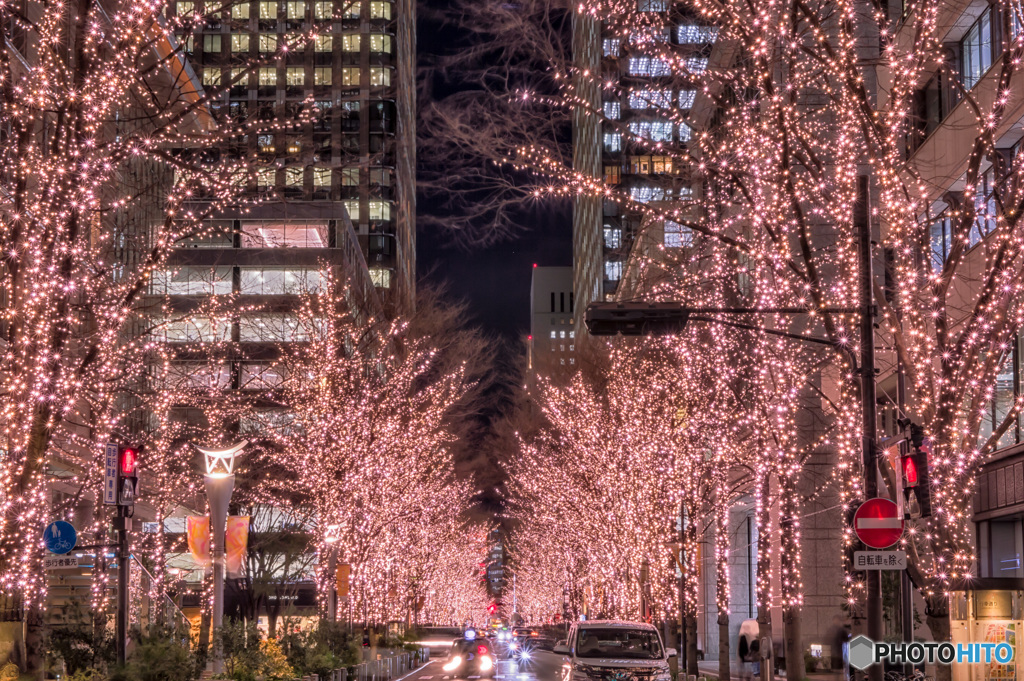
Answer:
(480, 655, 493, 671)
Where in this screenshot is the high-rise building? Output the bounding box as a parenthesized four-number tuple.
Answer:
(528, 265, 576, 381)
(572, 2, 710, 334)
(171, 0, 416, 311)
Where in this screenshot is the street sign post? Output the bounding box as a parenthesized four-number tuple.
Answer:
(104, 443, 118, 505)
(854, 498, 904, 549)
(853, 551, 907, 571)
(43, 520, 77, 555)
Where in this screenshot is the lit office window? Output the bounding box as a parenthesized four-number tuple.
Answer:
(150, 267, 233, 295)
(153, 317, 232, 343)
(314, 1, 332, 19)
(369, 34, 391, 52)
(284, 167, 304, 187)
(259, 33, 278, 52)
(232, 2, 250, 19)
(604, 165, 621, 185)
(286, 1, 304, 19)
(679, 123, 692, 142)
(603, 133, 622, 152)
(341, 67, 360, 85)
(286, 67, 305, 86)
(368, 201, 391, 220)
(230, 68, 250, 86)
(603, 38, 621, 56)
(604, 101, 621, 120)
(962, 8, 994, 89)
(231, 33, 251, 52)
(314, 67, 332, 85)
(259, 1, 277, 19)
(240, 363, 288, 389)
(605, 261, 623, 281)
(240, 222, 328, 247)
(630, 28, 669, 44)
(685, 56, 708, 73)
(343, 2, 361, 18)
(664, 221, 693, 248)
(315, 34, 333, 51)
(604, 226, 621, 248)
(177, 1, 194, 15)
(629, 120, 673, 141)
(677, 25, 719, 43)
(630, 185, 664, 203)
(341, 168, 359, 186)
(679, 90, 696, 108)
(369, 1, 391, 19)
(313, 167, 332, 187)
(342, 34, 360, 51)
(628, 57, 672, 77)
(204, 35, 222, 52)
(240, 268, 324, 294)
(239, 314, 309, 342)
(343, 200, 360, 221)
(370, 268, 392, 288)
(256, 168, 276, 188)
(638, 0, 668, 11)
(258, 67, 277, 85)
(202, 68, 221, 86)
(370, 67, 391, 86)
(629, 89, 671, 109)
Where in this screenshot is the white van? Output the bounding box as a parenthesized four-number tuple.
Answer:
(553, 620, 676, 681)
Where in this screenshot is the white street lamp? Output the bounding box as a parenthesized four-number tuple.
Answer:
(197, 441, 247, 674)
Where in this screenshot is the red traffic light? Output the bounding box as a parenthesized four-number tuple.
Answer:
(901, 454, 918, 487)
(120, 447, 138, 476)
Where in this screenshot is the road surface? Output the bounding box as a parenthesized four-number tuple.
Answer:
(403, 650, 564, 681)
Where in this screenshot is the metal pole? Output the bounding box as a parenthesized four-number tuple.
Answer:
(678, 502, 686, 675)
(115, 506, 130, 666)
(896, 339, 914, 675)
(857, 174, 883, 681)
(205, 473, 235, 675)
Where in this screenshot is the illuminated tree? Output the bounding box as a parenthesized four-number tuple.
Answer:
(428, 0, 1024, 660)
(0, 0, 320, 665)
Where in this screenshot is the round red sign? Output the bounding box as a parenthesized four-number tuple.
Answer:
(853, 498, 904, 549)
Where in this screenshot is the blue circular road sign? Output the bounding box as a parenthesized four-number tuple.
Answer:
(43, 521, 77, 555)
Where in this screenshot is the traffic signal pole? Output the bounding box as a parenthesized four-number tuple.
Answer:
(856, 175, 883, 681)
(114, 505, 131, 666)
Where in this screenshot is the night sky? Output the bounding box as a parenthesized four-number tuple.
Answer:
(415, 1, 573, 344)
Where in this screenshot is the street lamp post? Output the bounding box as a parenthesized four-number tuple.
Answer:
(197, 441, 247, 675)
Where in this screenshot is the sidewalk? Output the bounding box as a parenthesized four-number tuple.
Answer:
(694, 660, 842, 681)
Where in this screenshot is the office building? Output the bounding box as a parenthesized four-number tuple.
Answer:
(528, 265, 576, 381)
(171, 0, 417, 311)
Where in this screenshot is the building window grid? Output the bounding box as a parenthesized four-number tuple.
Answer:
(603, 38, 621, 57)
(962, 7, 994, 90)
(604, 101, 621, 120)
(629, 89, 672, 109)
(664, 221, 694, 248)
(628, 57, 673, 77)
(677, 25, 719, 43)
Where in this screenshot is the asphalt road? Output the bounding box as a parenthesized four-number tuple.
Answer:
(405, 650, 565, 681)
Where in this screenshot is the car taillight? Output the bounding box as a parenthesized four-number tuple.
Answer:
(478, 645, 488, 654)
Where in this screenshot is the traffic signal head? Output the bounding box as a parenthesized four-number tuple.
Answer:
(901, 454, 918, 487)
(117, 445, 140, 506)
(120, 447, 138, 477)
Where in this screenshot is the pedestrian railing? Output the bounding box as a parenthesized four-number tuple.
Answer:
(296, 647, 430, 681)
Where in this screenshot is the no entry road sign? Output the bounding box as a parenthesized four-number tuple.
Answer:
(853, 498, 904, 549)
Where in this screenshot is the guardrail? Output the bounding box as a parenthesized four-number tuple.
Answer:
(295, 647, 430, 681)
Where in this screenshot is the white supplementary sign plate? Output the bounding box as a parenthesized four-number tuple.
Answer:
(853, 550, 906, 570)
(103, 443, 118, 505)
(44, 555, 82, 570)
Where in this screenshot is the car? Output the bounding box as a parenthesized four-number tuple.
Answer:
(412, 626, 464, 657)
(554, 620, 676, 681)
(443, 629, 497, 677)
(506, 635, 537, 661)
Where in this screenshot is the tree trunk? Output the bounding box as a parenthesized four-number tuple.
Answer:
(757, 610, 773, 681)
(24, 606, 44, 681)
(783, 606, 802, 681)
(718, 613, 731, 681)
(269, 611, 278, 639)
(925, 596, 951, 681)
(199, 609, 211, 661)
(686, 615, 698, 677)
